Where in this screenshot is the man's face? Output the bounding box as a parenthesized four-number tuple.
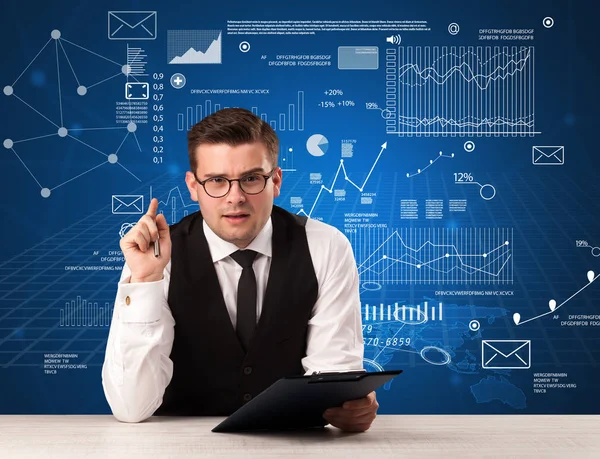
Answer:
(185, 142, 282, 248)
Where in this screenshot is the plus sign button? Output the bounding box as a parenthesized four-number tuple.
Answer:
(170, 73, 186, 89)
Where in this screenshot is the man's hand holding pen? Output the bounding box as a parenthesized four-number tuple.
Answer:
(119, 198, 171, 283)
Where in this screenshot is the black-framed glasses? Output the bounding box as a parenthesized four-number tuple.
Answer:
(194, 168, 276, 198)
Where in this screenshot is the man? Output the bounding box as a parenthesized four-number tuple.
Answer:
(102, 108, 378, 432)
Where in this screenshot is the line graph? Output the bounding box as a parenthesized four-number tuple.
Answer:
(150, 185, 197, 225)
(349, 227, 513, 284)
(387, 46, 538, 136)
(297, 141, 387, 217)
(406, 150, 454, 178)
(514, 270, 599, 326)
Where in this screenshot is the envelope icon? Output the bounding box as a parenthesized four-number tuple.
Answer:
(532, 146, 564, 165)
(108, 11, 157, 40)
(112, 195, 144, 214)
(482, 340, 531, 369)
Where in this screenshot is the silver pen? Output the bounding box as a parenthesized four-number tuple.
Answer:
(154, 235, 161, 257)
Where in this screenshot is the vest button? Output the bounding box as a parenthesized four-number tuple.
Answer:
(243, 366, 252, 375)
(243, 393, 252, 402)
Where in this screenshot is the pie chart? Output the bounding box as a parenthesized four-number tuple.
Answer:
(306, 134, 329, 157)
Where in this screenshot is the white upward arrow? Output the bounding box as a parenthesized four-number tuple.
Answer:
(345, 141, 387, 192)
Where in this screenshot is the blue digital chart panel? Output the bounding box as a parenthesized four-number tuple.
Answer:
(1, 0, 599, 414)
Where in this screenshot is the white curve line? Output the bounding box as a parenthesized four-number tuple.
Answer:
(517, 273, 600, 326)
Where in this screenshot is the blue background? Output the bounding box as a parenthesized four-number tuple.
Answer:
(1, 0, 599, 414)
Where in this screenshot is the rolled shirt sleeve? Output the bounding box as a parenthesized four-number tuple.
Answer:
(101, 262, 175, 422)
(302, 220, 364, 374)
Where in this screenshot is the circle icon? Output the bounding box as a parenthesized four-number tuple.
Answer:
(170, 73, 186, 89)
(448, 23, 460, 35)
(119, 222, 135, 238)
(361, 282, 382, 291)
(543, 17, 554, 28)
(381, 109, 392, 119)
(420, 346, 452, 366)
(239, 41, 251, 53)
(464, 141, 475, 152)
(469, 320, 481, 332)
(306, 134, 329, 157)
(480, 184, 496, 200)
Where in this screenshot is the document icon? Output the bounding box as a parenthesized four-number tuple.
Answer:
(112, 195, 144, 214)
(125, 82, 149, 100)
(108, 11, 157, 40)
(482, 340, 531, 369)
(532, 146, 564, 165)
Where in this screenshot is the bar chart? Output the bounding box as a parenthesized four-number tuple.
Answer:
(60, 296, 114, 327)
(176, 91, 305, 132)
(363, 301, 443, 323)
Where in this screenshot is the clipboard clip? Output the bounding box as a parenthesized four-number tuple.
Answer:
(308, 370, 368, 383)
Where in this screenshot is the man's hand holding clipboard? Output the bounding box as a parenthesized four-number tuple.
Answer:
(323, 390, 379, 432)
(212, 370, 402, 433)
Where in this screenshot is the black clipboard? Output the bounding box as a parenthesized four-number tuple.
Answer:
(212, 369, 402, 432)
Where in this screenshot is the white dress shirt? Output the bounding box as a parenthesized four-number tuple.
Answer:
(102, 216, 364, 423)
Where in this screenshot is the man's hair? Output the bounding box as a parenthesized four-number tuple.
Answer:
(187, 107, 279, 172)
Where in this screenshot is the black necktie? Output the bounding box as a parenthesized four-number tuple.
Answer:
(230, 250, 258, 352)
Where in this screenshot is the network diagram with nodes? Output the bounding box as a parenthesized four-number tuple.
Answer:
(3, 29, 144, 198)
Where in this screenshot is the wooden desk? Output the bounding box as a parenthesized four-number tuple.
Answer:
(0, 415, 598, 458)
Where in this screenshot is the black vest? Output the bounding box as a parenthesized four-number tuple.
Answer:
(155, 205, 318, 416)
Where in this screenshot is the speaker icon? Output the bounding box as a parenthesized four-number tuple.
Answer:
(386, 34, 401, 45)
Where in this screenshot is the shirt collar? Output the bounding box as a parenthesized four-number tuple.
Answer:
(203, 216, 272, 263)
